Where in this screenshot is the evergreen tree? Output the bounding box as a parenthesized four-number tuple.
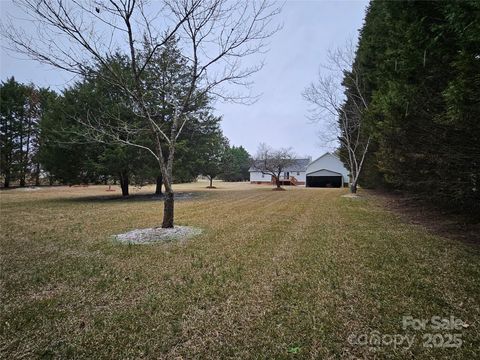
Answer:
(347, 0, 480, 213)
(38, 83, 106, 185)
(39, 56, 144, 194)
(1, 78, 54, 187)
(221, 146, 251, 182)
(0, 77, 27, 187)
(196, 125, 228, 188)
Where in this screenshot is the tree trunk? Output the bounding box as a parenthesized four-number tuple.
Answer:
(4, 150, 11, 187)
(209, 177, 213, 188)
(19, 125, 25, 187)
(276, 175, 281, 188)
(119, 171, 129, 196)
(34, 163, 40, 186)
(155, 175, 163, 195)
(23, 94, 33, 190)
(162, 191, 174, 228)
(350, 182, 357, 194)
(4, 172, 10, 188)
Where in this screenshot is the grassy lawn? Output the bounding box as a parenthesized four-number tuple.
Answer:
(1, 182, 479, 359)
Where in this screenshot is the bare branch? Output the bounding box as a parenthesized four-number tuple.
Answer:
(303, 40, 370, 192)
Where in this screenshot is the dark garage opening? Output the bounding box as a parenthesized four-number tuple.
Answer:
(306, 176, 342, 188)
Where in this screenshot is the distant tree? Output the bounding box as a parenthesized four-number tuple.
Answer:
(17, 86, 36, 187)
(39, 57, 145, 195)
(85, 58, 146, 196)
(198, 130, 228, 188)
(1, 77, 26, 187)
(221, 145, 251, 182)
(0, 77, 53, 187)
(145, 113, 224, 195)
(98, 145, 145, 196)
(303, 42, 370, 194)
(252, 143, 295, 190)
(38, 86, 106, 185)
(31, 88, 56, 186)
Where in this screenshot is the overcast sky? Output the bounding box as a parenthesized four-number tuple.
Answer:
(0, 0, 368, 159)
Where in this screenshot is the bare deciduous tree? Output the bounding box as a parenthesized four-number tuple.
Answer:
(252, 143, 295, 190)
(303, 41, 370, 194)
(1, 0, 281, 227)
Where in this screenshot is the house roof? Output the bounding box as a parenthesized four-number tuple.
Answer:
(249, 158, 310, 172)
(307, 152, 339, 166)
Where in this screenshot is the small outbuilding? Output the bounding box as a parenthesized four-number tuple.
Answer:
(305, 153, 349, 188)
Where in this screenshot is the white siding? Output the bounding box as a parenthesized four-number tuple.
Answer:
(280, 171, 307, 183)
(250, 171, 271, 182)
(306, 153, 349, 183)
(250, 171, 307, 183)
(291, 171, 306, 183)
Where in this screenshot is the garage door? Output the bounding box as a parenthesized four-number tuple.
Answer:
(306, 169, 344, 188)
(306, 175, 342, 188)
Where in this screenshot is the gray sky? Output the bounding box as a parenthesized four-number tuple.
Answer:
(0, 0, 368, 159)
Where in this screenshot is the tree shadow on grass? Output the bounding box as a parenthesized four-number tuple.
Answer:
(63, 192, 203, 204)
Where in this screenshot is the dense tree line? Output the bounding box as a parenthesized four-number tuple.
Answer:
(341, 0, 480, 213)
(1, 72, 251, 192)
(1, 31, 252, 192)
(0, 78, 56, 187)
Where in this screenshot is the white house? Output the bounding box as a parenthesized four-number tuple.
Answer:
(249, 158, 310, 185)
(249, 152, 349, 187)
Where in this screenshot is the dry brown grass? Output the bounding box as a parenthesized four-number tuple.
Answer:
(1, 181, 479, 359)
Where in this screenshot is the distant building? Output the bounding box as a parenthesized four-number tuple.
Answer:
(249, 158, 310, 185)
(249, 152, 349, 187)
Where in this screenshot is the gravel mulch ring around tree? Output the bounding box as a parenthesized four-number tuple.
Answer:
(341, 193, 362, 198)
(114, 226, 202, 245)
